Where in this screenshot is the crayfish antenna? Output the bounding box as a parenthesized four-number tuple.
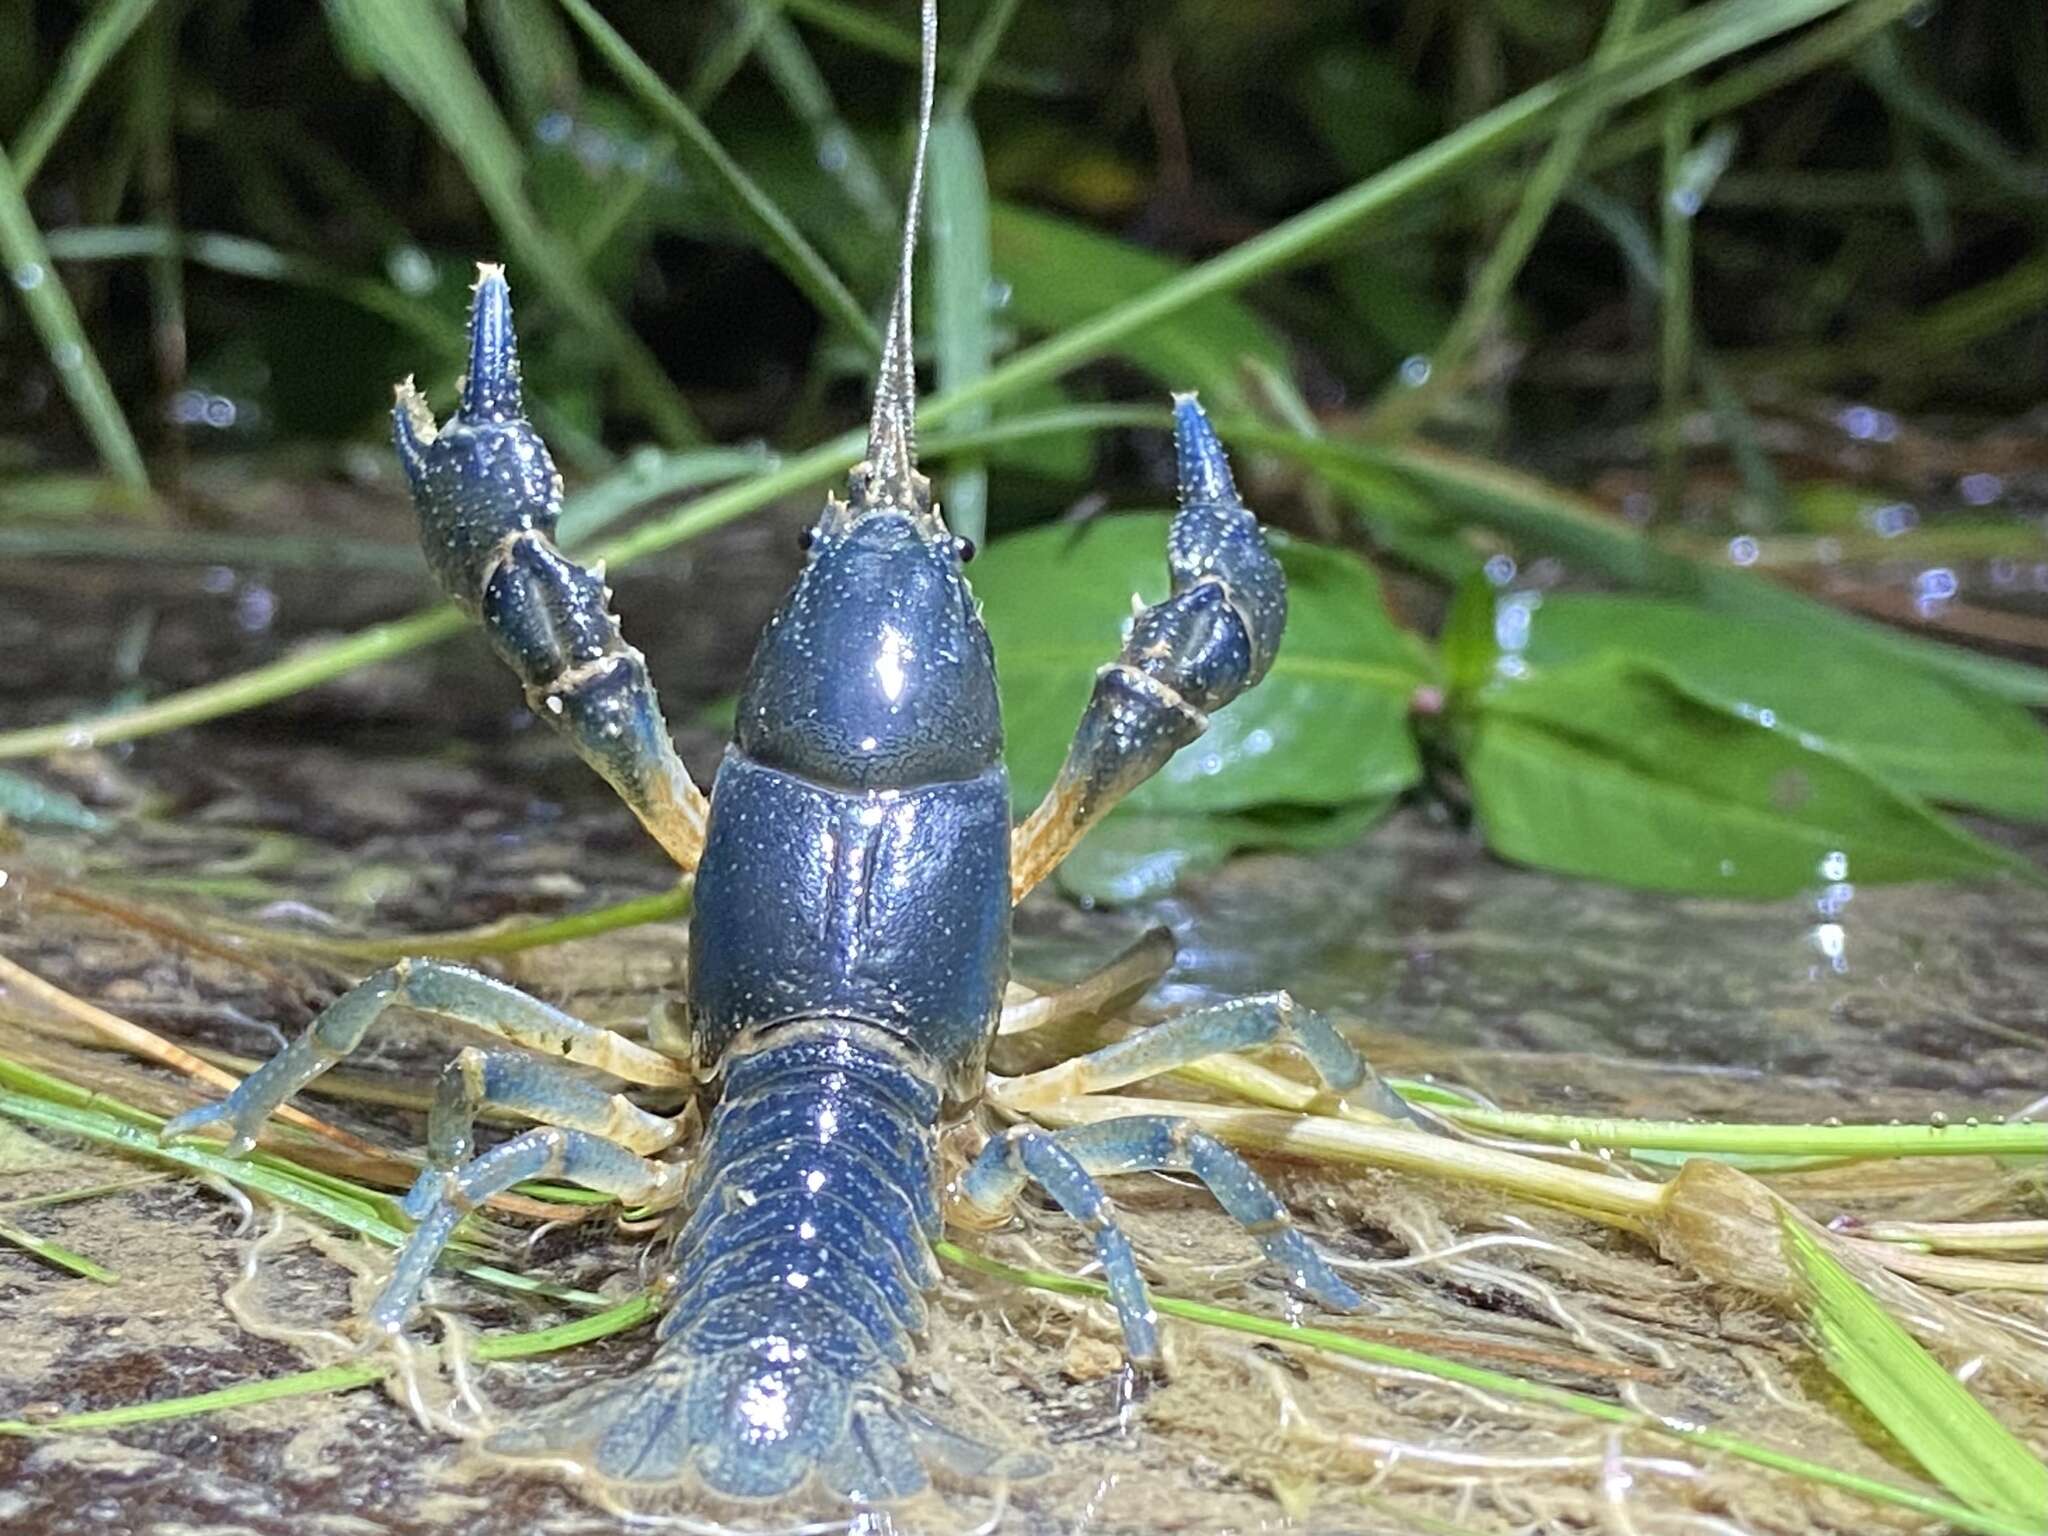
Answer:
(459, 263, 523, 424)
(854, 0, 938, 517)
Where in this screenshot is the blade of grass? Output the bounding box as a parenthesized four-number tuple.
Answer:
(744, 0, 895, 233)
(937, 1241, 2046, 1536)
(783, 0, 1052, 101)
(1656, 87, 1695, 519)
(0, 142, 148, 491)
(0, 1080, 605, 1307)
(0, 1219, 117, 1283)
(1368, 0, 1649, 436)
(928, 110, 993, 549)
(554, 0, 879, 351)
(940, 0, 1026, 114)
(321, 0, 701, 445)
(0, 1290, 657, 1435)
(1857, 32, 2048, 206)
(219, 881, 693, 966)
(9, 0, 160, 186)
(1433, 1106, 2048, 1160)
(1783, 1214, 2048, 1523)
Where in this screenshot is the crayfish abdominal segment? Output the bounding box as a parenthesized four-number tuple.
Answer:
(156, 0, 1409, 1508)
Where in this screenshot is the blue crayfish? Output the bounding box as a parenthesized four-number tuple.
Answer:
(163, 0, 1409, 1506)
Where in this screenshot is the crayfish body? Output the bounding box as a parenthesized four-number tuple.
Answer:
(162, 0, 1403, 1506)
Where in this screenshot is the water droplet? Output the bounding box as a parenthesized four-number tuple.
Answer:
(1727, 535, 1760, 567)
(1928, 1111, 1948, 1129)
(1958, 472, 2003, 506)
(387, 245, 436, 296)
(1397, 354, 1432, 388)
(1669, 188, 1703, 218)
(1835, 404, 1899, 443)
(1820, 850, 1849, 881)
(1868, 502, 1916, 538)
(984, 278, 1013, 310)
(51, 342, 82, 371)
(817, 131, 852, 174)
(1483, 554, 1517, 586)
(1821, 1116, 1842, 1128)
(11, 262, 44, 291)
(534, 111, 573, 146)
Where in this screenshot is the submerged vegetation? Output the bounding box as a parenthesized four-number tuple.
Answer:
(0, 1, 2044, 1533)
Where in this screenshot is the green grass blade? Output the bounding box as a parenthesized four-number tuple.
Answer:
(783, 0, 1052, 101)
(940, 0, 1026, 114)
(928, 110, 993, 549)
(0, 1219, 117, 1283)
(0, 142, 148, 491)
(1783, 1215, 2048, 1523)
(1370, 0, 1649, 434)
(0, 1291, 656, 1434)
(1656, 87, 1695, 518)
(321, 0, 701, 445)
(554, 0, 879, 351)
(0, 1084, 609, 1308)
(9, 0, 160, 186)
(930, 0, 1866, 428)
(1437, 1108, 2048, 1160)
(747, 0, 895, 233)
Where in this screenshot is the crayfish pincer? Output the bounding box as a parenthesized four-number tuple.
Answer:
(160, 0, 1410, 1508)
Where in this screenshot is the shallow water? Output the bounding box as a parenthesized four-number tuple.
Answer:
(0, 479, 2044, 1534)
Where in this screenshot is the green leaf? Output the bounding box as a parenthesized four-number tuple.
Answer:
(989, 204, 1286, 412)
(1461, 657, 2032, 896)
(1782, 1214, 2048, 1525)
(1520, 596, 2048, 821)
(1053, 802, 1394, 907)
(973, 514, 1430, 815)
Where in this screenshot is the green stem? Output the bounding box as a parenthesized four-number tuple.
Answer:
(0, 1291, 657, 1434)
(1369, 0, 1650, 435)
(0, 140, 148, 490)
(1656, 86, 1696, 518)
(10, 0, 161, 186)
(1440, 1109, 2048, 1160)
(239, 882, 694, 965)
(555, 0, 879, 351)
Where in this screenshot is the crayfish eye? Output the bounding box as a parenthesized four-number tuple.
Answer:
(955, 536, 977, 563)
(796, 526, 817, 553)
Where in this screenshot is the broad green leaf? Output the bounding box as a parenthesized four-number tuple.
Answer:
(1462, 657, 2031, 896)
(974, 515, 1430, 816)
(1783, 1214, 2048, 1525)
(990, 204, 1286, 412)
(1520, 595, 2048, 821)
(1053, 802, 1394, 907)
